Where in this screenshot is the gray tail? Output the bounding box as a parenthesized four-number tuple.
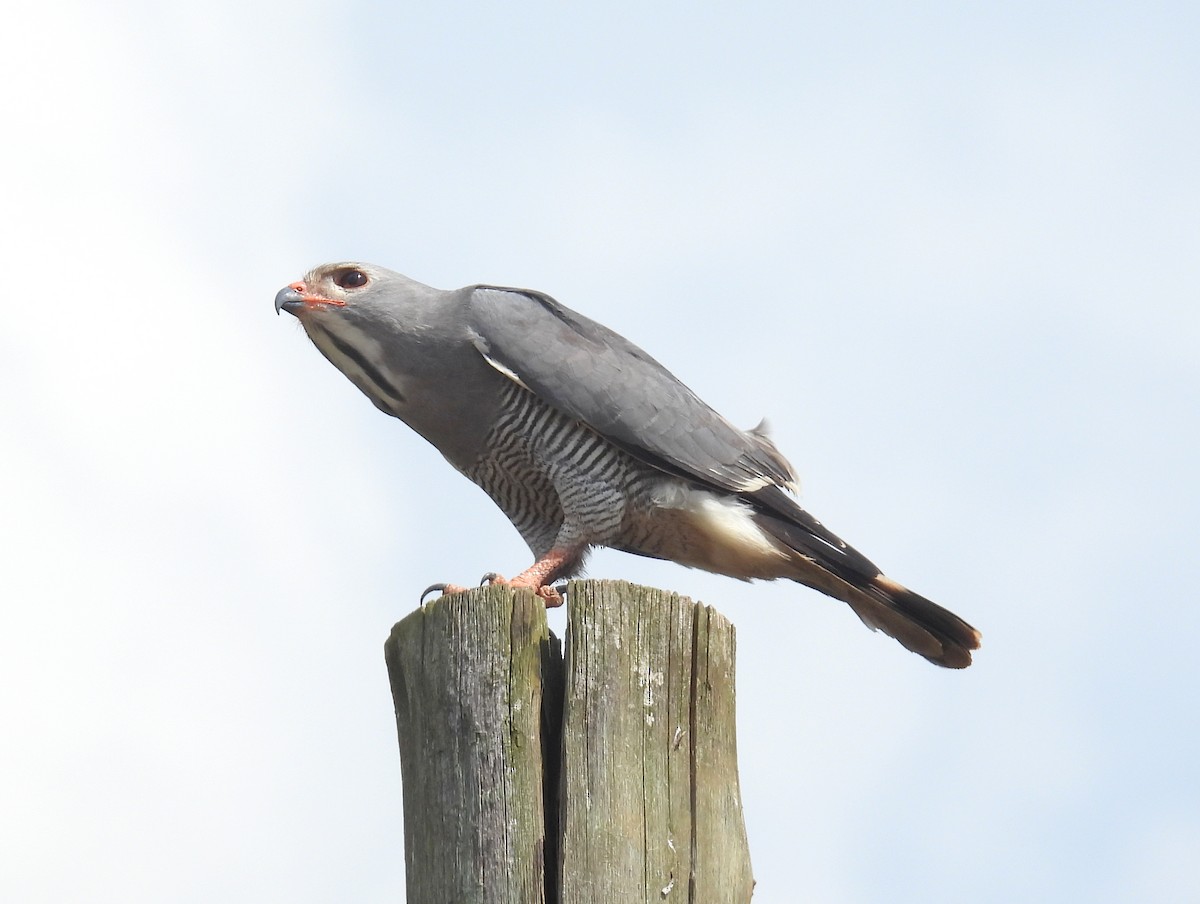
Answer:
(841, 573, 981, 669)
(750, 498, 981, 668)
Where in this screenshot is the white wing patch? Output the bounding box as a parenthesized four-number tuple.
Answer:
(481, 353, 531, 390)
(731, 474, 774, 492)
(650, 482, 798, 580)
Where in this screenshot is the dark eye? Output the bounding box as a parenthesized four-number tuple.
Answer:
(334, 268, 368, 289)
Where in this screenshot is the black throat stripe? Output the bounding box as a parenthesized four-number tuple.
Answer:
(314, 321, 408, 407)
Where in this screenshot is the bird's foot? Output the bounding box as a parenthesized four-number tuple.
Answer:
(419, 575, 566, 607)
(419, 570, 507, 603)
(420, 582, 469, 603)
(480, 572, 564, 607)
(421, 547, 577, 607)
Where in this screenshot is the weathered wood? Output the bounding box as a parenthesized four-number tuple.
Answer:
(385, 587, 559, 904)
(385, 579, 752, 904)
(688, 603, 754, 900)
(557, 581, 754, 904)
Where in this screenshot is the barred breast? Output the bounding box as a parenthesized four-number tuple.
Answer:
(463, 380, 660, 560)
(464, 380, 796, 581)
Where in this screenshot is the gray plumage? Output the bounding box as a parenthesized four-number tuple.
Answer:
(276, 263, 981, 668)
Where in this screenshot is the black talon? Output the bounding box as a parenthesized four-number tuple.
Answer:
(420, 583, 448, 604)
(480, 572, 501, 585)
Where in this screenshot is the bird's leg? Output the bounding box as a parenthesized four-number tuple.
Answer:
(421, 548, 578, 606)
(483, 548, 580, 608)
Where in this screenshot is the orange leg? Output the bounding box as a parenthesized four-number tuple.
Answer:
(485, 548, 578, 608)
(421, 548, 580, 608)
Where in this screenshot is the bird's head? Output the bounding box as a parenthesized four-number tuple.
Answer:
(274, 262, 469, 418)
(274, 262, 385, 318)
(274, 262, 454, 343)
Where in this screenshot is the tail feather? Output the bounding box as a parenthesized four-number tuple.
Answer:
(844, 575, 981, 669)
(754, 508, 982, 668)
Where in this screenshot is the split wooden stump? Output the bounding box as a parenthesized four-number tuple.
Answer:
(384, 579, 754, 904)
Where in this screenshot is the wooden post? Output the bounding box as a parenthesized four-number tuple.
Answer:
(385, 579, 754, 904)
(385, 588, 560, 904)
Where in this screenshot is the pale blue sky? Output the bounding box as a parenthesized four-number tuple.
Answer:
(2, 2, 1197, 901)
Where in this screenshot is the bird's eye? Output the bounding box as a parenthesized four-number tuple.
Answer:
(334, 268, 369, 289)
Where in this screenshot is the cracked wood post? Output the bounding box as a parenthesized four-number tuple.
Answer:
(385, 586, 560, 904)
(384, 579, 754, 904)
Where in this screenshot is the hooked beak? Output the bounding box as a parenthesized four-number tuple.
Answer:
(274, 281, 346, 316)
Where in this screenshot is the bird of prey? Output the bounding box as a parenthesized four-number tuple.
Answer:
(276, 263, 981, 668)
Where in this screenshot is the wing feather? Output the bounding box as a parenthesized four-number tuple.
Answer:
(467, 286, 796, 494)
